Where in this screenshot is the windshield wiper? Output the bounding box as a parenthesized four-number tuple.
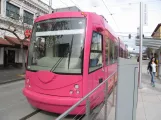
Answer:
(50, 35, 74, 72)
(50, 49, 69, 72)
(68, 35, 74, 69)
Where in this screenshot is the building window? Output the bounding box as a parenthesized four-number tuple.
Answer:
(6, 2, 20, 20)
(23, 10, 34, 25)
(105, 37, 109, 65)
(89, 32, 103, 72)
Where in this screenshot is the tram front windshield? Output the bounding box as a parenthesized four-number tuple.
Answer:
(27, 18, 86, 74)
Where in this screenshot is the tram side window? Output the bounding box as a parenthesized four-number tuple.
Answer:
(110, 40, 115, 64)
(119, 47, 121, 57)
(114, 43, 118, 62)
(89, 32, 103, 72)
(120, 48, 123, 58)
(105, 38, 109, 65)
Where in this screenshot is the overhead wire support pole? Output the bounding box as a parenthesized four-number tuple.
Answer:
(139, 2, 143, 89)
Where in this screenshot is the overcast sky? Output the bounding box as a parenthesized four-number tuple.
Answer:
(41, 0, 161, 53)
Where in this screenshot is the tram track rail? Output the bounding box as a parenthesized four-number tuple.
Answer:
(0, 78, 24, 85)
(19, 109, 41, 120)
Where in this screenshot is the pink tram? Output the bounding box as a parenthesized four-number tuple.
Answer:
(23, 12, 127, 114)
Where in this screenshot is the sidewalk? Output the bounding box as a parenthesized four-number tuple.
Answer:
(0, 67, 25, 84)
(137, 72, 161, 120)
(102, 65, 161, 120)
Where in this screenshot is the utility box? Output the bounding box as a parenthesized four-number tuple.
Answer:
(116, 58, 138, 120)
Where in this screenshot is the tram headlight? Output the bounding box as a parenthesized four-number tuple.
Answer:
(76, 90, 80, 94)
(74, 84, 79, 89)
(69, 90, 74, 94)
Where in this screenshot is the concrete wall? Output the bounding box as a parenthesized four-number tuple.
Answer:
(0, 47, 4, 65)
(12, 48, 27, 63)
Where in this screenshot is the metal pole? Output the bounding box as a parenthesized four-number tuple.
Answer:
(86, 98, 90, 120)
(104, 81, 108, 120)
(139, 2, 143, 89)
(112, 78, 115, 106)
(158, 48, 160, 78)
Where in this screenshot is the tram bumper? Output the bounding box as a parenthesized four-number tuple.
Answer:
(23, 88, 85, 114)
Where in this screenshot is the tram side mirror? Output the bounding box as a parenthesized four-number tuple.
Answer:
(96, 26, 104, 32)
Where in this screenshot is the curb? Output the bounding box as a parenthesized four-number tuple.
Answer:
(0, 78, 24, 85)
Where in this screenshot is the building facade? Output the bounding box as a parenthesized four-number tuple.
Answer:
(151, 23, 161, 39)
(53, 6, 81, 12)
(0, 0, 50, 67)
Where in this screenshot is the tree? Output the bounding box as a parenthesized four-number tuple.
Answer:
(0, 17, 30, 74)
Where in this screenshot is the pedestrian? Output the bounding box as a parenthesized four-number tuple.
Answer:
(137, 56, 139, 62)
(147, 57, 157, 87)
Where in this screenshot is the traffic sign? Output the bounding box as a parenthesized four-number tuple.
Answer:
(24, 29, 32, 39)
(143, 4, 148, 26)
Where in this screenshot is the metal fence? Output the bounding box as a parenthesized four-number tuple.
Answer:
(56, 71, 117, 120)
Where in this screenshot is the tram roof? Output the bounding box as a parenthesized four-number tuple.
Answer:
(35, 11, 125, 49)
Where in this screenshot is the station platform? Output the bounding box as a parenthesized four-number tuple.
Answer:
(137, 66, 161, 120)
(99, 65, 161, 120)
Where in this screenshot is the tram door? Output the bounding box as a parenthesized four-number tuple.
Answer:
(88, 32, 105, 106)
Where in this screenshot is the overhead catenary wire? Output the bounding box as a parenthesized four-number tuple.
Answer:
(103, 0, 161, 7)
(69, 0, 81, 10)
(101, 0, 121, 32)
(60, 0, 69, 7)
(49, 0, 161, 37)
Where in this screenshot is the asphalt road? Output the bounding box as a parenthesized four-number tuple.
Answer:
(0, 81, 35, 120)
(0, 80, 63, 120)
